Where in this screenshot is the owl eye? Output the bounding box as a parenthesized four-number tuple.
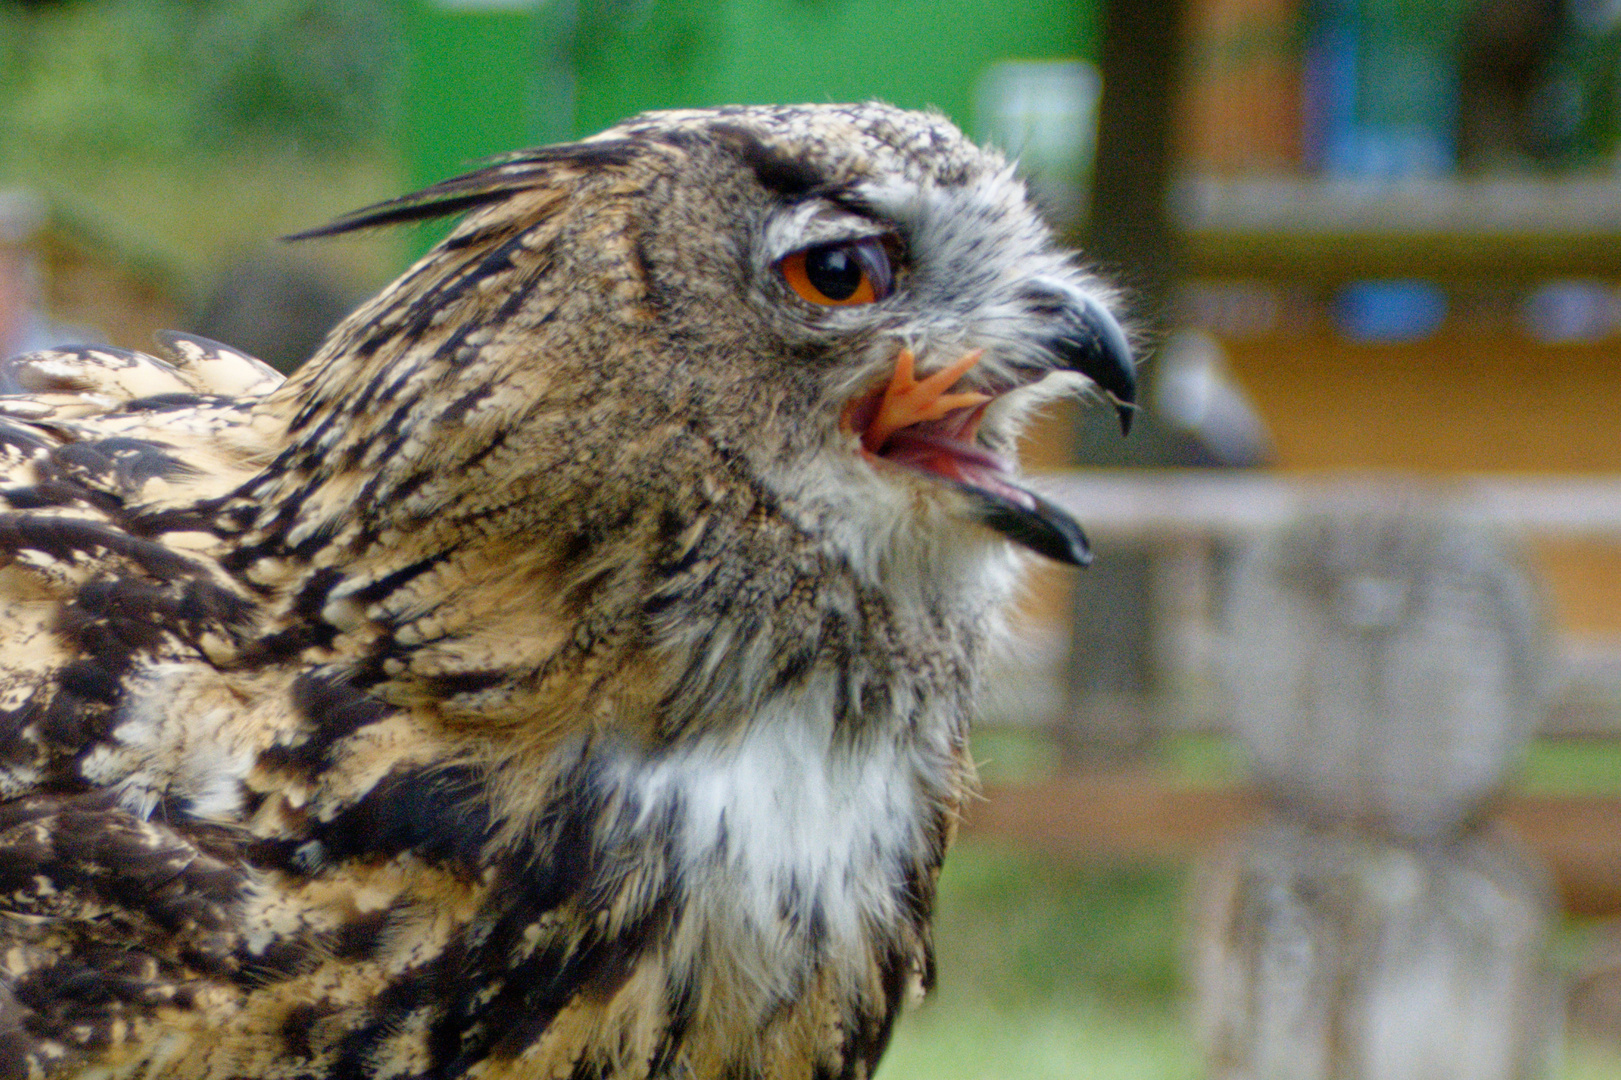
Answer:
(779, 238, 894, 307)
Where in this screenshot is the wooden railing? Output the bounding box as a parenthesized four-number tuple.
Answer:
(1021, 469, 1621, 737)
(964, 775, 1621, 918)
(1031, 470, 1621, 541)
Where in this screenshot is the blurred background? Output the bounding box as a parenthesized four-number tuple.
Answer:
(5, 1, 1621, 1077)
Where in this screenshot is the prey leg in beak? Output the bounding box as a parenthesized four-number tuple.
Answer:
(845, 296, 1134, 566)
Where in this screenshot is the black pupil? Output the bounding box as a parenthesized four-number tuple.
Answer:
(804, 245, 864, 300)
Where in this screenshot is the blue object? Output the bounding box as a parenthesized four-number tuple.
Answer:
(1334, 280, 1448, 342)
(1303, 0, 1467, 178)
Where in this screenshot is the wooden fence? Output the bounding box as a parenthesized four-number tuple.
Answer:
(964, 471, 1621, 1079)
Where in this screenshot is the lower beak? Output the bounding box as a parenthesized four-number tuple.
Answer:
(969, 484, 1093, 567)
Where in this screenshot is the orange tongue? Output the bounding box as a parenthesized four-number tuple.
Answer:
(862, 348, 992, 454)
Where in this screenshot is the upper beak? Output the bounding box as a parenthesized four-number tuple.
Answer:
(1053, 294, 1137, 435)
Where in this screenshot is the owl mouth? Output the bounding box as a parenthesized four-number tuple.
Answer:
(842, 348, 1093, 566)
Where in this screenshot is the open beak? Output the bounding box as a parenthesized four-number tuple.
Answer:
(843, 299, 1134, 566)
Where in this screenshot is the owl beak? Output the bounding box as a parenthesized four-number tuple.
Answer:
(842, 346, 1108, 567)
(965, 483, 1093, 566)
(953, 294, 1132, 565)
(1053, 293, 1137, 436)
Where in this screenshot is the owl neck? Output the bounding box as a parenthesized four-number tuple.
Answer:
(220, 436, 990, 766)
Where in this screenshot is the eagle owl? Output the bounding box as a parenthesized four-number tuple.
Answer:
(0, 104, 1132, 1079)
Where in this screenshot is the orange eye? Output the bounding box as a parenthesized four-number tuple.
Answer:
(779, 238, 894, 307)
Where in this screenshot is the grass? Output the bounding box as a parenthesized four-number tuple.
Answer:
(1518, 738, 1621, 796)
(882, 999, 1198, 1080)
(1564, 1037, 1621, 1080)
(880, 843, 1197, 1080)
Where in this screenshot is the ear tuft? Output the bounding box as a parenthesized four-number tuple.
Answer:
(283, 140, 642, 242)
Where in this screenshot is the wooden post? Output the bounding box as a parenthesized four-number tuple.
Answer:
(1191, 484, 1561, 1079)
(1062, 0, 1189, 764)
(1192, 820, 1559, 1080)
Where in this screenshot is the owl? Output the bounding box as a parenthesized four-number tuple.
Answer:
(0, 104, 1132, 1079)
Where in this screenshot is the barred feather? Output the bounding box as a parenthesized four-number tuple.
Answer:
(0, 104, 1130, 1080)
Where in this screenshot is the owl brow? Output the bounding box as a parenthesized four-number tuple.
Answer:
(704, 123, 832, 199)
(800, 192, 907, 264)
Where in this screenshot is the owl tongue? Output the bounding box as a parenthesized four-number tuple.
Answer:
(879, 421, 1034, 511)
(849, 348, 1093, 565)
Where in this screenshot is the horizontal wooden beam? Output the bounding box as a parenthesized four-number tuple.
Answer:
(967, 775, 1621, 917)
(1177, 176, 1621, 237)
(1181, 231, 1621, 287)
(1028, 471, 1621, 541)
(1174, 175, 1621, 284)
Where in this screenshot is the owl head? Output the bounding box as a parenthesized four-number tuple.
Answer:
(278, 104, 1133, 602)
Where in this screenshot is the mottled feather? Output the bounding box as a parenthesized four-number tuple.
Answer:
(0, 104, 1132, 1080)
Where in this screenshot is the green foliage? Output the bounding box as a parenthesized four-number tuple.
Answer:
(189, 0, 403, 152)
(0, 0, 403, 158)
(1530, 18, 1621, 167)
